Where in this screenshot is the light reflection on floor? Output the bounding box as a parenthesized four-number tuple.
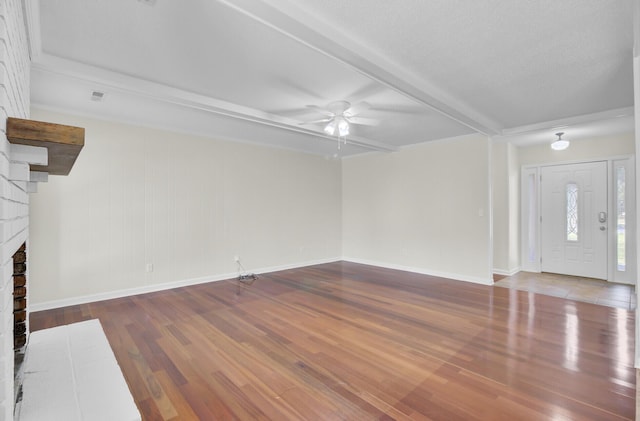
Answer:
(494, 271, 636, 310)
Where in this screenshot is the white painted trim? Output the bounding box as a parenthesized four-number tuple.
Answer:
(30, 104, 372, 159)
(397, 132, 485, 151)
(520, 167, 540, 273)
(632, 47, 640, 367)
(30, 257, 342, 312)
(521, 155, 636, 169)
(32, 55, 397, 153)
(488, 137, 495, 285)
(501, 107, 634, 136)
(342, 257, 494, 285)
(22, 0, 42, 61)
(609, 158, 637, 285)
(30, 256, 500, 311)
(492, 267, 521, 277)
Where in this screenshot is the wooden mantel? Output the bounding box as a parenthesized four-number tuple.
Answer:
(6, 117, 84, 176)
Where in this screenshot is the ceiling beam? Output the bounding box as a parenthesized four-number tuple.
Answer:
(32, 55, 398, 152)
(219, 0, 502, 136)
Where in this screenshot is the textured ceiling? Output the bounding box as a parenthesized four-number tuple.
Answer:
(274, 0, 634, 127)
(29, 0, 634, 156)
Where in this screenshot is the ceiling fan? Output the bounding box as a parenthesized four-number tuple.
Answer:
(301, 100, 380, 138)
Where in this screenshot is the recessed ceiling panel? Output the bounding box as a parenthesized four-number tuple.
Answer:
(37, 0, 474, 153)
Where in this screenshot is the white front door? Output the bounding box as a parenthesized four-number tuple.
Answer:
(541, 162, 608, 279)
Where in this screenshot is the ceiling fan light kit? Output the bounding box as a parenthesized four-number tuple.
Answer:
(301, 100, 381, 150)
(551, 132, 570, 151)
(323, 116, 350, 137)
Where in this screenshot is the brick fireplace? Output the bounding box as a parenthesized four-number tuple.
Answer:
(0, 2, 85, 419)
(12, 243, 27, 403)
(0, 1, 31, 419)
(13, 244, 27, 351)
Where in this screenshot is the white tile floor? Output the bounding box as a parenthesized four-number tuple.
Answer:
(494, 272, 636, 310)
(16, 319, 140, 421)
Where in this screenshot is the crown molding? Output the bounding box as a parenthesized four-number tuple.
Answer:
(22, 0, 42, 61)
(25, 1, 396, 153)
(500, 107, 634, 137)
(32, 54, 398, 153)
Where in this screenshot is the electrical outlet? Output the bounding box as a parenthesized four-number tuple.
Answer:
(234, 255, 240, 263)
(145, 263, 153, 273)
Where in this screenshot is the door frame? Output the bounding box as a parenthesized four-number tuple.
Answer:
(520, 156, 636, 284)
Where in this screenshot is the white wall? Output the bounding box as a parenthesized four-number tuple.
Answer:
(507, 143, 520, 271)
(342, 134, 492, 284)
(492, 142, 521, 275)
(0, 0, 31, 419)
(28, 109, 342, 308)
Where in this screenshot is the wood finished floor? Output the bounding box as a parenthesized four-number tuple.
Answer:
(30, 262, 635, 420)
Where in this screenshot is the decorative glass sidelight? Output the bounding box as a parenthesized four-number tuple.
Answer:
(616, 167, 626, 271)
(566, 183, 578, 242)
(527, 173, 537, 262)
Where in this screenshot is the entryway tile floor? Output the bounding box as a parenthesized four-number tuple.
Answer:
(494, 271, 636, 310)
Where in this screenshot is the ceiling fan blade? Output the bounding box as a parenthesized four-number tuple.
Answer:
(347, 83, 385, 103)
(299, 118, 332, 125)
(346, 116, 380, 126)
(306, 105, 334, 117)
(345, 101, 371, 117)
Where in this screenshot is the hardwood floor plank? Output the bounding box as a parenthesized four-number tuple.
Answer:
(30, 262, 635, 420)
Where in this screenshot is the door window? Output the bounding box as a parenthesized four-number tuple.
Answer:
(566, 183, 578, 242)
(616, 166, 626, 271)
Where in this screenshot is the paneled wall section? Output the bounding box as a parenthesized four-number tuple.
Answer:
(28, 109, 343, 308)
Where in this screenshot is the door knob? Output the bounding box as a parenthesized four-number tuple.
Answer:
(600, 226, 606, 231)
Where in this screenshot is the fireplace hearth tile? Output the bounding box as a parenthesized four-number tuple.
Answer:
(16, 319, 140, 421)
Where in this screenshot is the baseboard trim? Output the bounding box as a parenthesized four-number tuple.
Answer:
(30, 257, 341, 312)
(636, 311, 640, 368)
(343, 257, 493, 285)
(492, 267, 521, 277)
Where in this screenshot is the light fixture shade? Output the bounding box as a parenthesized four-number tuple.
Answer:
(324, 120, 337, 135)
(337, 118, 349, 136)
(551, 140, 569, 150)
(324, 117, 350, 137)
(551, 132, 569, 150)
